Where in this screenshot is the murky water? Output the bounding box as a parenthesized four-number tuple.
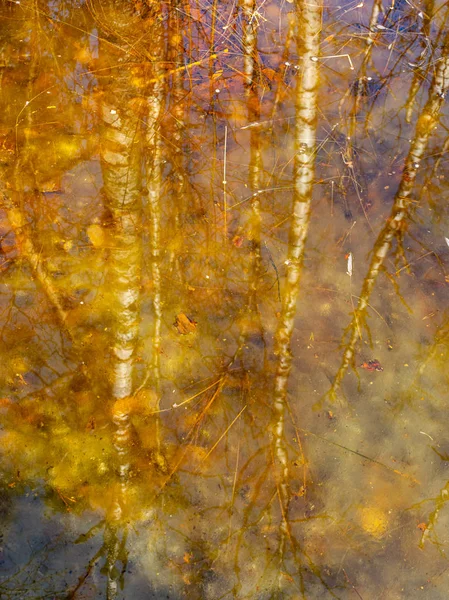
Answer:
(1, 0, 449, 597)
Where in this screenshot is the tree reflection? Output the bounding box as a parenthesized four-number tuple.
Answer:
(1, 0, 449, 598)
(271, 0, 321, 570)
(326, 25, 449, 403)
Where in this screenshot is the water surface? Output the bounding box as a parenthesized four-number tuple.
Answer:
(1, 0, 449, 597)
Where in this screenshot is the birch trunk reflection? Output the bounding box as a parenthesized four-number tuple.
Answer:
(167, 0, 187, 279)
(237, 0, 266, 366)
(241, 0, 262, 193)
(405, 0, 434, 122)
(94, 7, 148, 597)
(101, 99, 142, 405)
(94, 13, 147, 566)
(145, 6, 165, 440)
(327, 29, 449, 402)
(242, 0, 262, 252)
(272, 0, 321, 523)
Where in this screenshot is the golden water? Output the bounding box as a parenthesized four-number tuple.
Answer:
(1, 0, 449, 597)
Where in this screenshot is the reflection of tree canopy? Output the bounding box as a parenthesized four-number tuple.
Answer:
(1, 0, 449, 597)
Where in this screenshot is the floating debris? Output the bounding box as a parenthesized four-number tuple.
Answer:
(174, 313, 197, 335)
(360, 359, 384, 372)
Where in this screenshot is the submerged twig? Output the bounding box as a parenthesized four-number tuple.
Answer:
(264, 241, 281, 302)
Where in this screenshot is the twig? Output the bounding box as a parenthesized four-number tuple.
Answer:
(311, 53, 354, 70)
(264, 241, 281, 301)
(194, 405, 247, 471)
(223, 124, 228, 243)
(298, 427, 420, 484)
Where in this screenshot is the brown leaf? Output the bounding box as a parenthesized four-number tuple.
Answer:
(174, 313, 197, 335)
(232, 234, 244, 248)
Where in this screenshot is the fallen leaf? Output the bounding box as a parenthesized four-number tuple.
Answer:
(232, 234, 244, 247)
(174, 313, 197, 334)
(360, 359, 383, 372)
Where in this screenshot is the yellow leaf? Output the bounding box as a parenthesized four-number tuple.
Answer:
(87, 223, 106, 248)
